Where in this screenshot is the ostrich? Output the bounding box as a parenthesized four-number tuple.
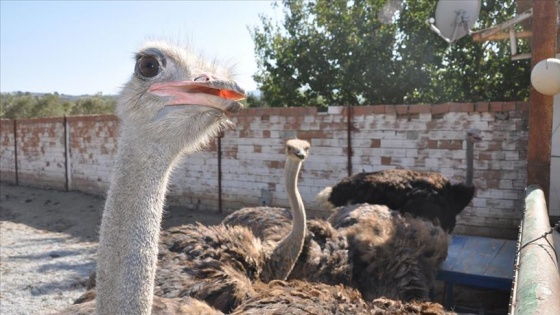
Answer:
(317, 128, 483, 232)
(222, 138, 310, 270)
(67, 40, 246, 315)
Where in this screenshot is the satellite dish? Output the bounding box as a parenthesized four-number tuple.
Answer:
(428, 0, 481, 44)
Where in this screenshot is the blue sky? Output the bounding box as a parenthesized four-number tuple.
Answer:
(0, 1, 282, 95)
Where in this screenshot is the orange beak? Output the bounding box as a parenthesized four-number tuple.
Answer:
(148, 79, 246, 112)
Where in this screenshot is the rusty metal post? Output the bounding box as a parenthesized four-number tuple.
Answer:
(63, 115, 69, 191)
(13, 119, 19, 185)
(510, 185, 560, 315)
(526, 0, 557, 202)
(217, 132, 223, 213)
(346, 105, 353, 177)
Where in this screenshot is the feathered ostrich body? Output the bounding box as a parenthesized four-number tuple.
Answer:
(224, 195, 449, 301)
(317, 128, 483, 232)
(230, 279, 451, 315)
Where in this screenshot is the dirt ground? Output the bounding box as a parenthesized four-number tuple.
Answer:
(0, 181, 511, 314)
(0, 181, 227, 314)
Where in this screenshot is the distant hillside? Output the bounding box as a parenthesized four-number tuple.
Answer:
(1, 92, 116, 119)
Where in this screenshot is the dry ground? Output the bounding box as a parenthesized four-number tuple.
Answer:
(0, 182, 510, 314)
(0, 182, 226, 314)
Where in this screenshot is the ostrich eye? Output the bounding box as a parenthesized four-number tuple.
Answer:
(137, 55, 161, 78)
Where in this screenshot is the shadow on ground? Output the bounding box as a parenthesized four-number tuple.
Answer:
(0, 182, 227, 242)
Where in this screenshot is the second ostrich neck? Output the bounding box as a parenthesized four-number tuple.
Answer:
(465, 140, 474, 186)
(96, 133, 177, 315)
(263, 158, 306, 282)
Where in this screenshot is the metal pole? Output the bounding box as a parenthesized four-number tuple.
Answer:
(13, 119, 18, 185)
(63, 115, 69, 191)
(346, 105, 353, 177)
(511, 185, 560, 315)
(526, 0, 557, 203)
(217, 132, 223, 213)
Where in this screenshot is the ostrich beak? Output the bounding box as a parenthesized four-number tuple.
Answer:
(473, 134, 483, 141)
(148, 79, 246, 113)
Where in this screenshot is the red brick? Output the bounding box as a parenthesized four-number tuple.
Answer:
(408, 104, 430, 114)
(438, 140, 462, 150)
(18, 117, 64, 124)
(305, 107, 317, 115)
(381, 156, 392, 165)
(489, 102, 503, 112)
(372, 105, 385, 114)
(427, 139, 438, 149)
(502, 102, 516, 111)
(370, 139, 381, 148)
(517, 102, 530, 111)
(431, 103, 450, 114)
(353, 106, 372, 116)
(395, 105, 408, 115)
(266, 160, 281, 169)
(474, 102, 489, 112)
(449, 103, 474, 112)
(384, 105, 396, 114)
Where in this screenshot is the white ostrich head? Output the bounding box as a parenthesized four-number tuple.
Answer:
(466, 128, 482, 143)
(117, 40, 246, 157)
(285, 139, 311, 162)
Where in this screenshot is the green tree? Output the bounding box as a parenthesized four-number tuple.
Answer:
(33, 93, 71, 118)
(0, 92, 116, 118)
(1, 92, 36, 118)
(251, 0, 530, 107)
(70, 93, 116, 115)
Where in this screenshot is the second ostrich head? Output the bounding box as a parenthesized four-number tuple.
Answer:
(261, 138, 311, 282)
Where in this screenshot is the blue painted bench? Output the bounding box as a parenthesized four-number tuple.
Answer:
(436, 235, 517, 309)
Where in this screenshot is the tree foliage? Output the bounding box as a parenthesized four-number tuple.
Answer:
(251, 0, 531, 107)
(0, 92, 116, 119)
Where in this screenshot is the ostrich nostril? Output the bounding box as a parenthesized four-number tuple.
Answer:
(194, 74, 211, 82)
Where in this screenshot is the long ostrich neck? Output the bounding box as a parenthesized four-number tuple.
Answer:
(96, 132, 177, 315)
(465, 139, 474, 186)
(263, 157, 306, 282)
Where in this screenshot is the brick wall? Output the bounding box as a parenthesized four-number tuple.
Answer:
(11, 117, 67, 189)
(0, 102, 530, 239)
(67, 115, 119, 195)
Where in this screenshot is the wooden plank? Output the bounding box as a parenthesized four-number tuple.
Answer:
(440, 235, 468, 270)
(484, 239, 516, 279)
(437, 235, 516, 290)
(447, 236, 504, 274)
